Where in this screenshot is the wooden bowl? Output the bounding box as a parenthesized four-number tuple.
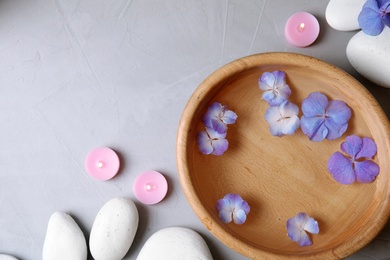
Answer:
(176, 53, 390, 259)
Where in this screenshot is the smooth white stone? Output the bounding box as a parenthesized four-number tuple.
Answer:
(326, 0, 365, 31)
(0, 254, 19, 260)
(89, 197, 139, 260)
(137, 227, 213, 260)
(42, 212, 87, 260)
(347, 27, 390, 88)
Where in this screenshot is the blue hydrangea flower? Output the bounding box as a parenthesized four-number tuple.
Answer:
(264, 100, 300, 137)
(301, 92, 351, 142)
(216, 193, 250, 224)
(287, 212, 319, 246)
(196, 127, 228, 156)
(258, 70, 291, 106)
(358, 0, 390, 36)
(328, 135, 379, 184)
(202, 102, 237, 134)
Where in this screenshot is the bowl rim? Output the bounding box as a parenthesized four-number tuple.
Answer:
(176, 52, 390, 259)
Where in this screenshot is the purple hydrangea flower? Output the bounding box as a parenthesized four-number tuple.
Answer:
(264, 100, 300, 137)
(301, 92, 351, 142)
(196, 127, 229, 156)
(287, 212, 319, 246)
(202, 102, 237, 134)
(258, 70, 292, 106)
(358, 0, 390, 36)
(328, 135, 380, 184)
(216, 193, 250, 224)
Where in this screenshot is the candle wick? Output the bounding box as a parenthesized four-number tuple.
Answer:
(298, 23, 305, 32)
(145, 182, 156, 191)
(97, 161, 104, 168)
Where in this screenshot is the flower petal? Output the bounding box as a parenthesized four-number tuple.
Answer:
(304, 217, 319, 234)
(280, 100, 299, 116)
(296, 231, 313, 246)
(259, 71, 291, 106)
(281, 115, 300, 135)
(224, 193, 240, 205)
(202, 102, 236, 133)
(196, 130, 213, 154)
(211, 119, 227, 134)
(322, 99, 351, 140)
(259, 71, 276, 91)
(294, 212, 310, 226)
(217, 194, 249, 224)
(208, 102, 224, 117)
(381, 0, 390, 12)
(324, 119, 348, 140)
(221, 110, 237, 125)
(273, 70, 287, 86)
(201, 102, 222, 126)
(326, 100, 351, 125)
(197, 128, 228, 156)
(216, 198, 231, 212)
(328, 152, 356, 184)
(382, 13, 390, 27)
(264, 106, 284, 136)
(279, 101, 301, 135)
(211, 138, 229, 156)
(233, 209, 247, 225)
(265, 101, 300, 136)
(286, 214, 314, 247)
(340, 135, 363, 159)
(224, 194, 250, 213)
(300, 116, 328, 142)
(238, 199, 251, 215)
(358, 7, 385, 36)
(216, 197, 233, 223)
(356, 137, 377, 159)
(206, 127, 227, 140)
(301, 92, 328, 117)
(381, 1, 390, 24)
(262, 90, 276, 103)
(263, 92, 288, 107)
(287, 218, 302, 242)
(219, 209, 233, 223)
(363, 0, 380, 10)
(277, 84, 292, 101)
(301, 93, 351, 141)
(355, 160, 380, 183)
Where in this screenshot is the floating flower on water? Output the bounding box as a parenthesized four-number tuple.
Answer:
(202, 102, 237, 134)
(301, 92, 351, 142)
(216, 193, 250, 225)
(258, 70, 292, 106)
(328, 135, 379, 184)
(287, 212, 319, 246)
(358, 0, 390, 36)
(196, 127, 228, 156)
(264, 100, 300, 137)
(197, 102, 236, 155)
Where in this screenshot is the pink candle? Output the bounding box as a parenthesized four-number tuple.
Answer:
(133, 170, 168, 205)
(285, 12, 320, 48)
(84, 147, 120, 181)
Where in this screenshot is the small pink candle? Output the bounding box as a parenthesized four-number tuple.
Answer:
(84, 147, 120, 181)
(133, 170, 168, 205)
(285, 12, 320, 48)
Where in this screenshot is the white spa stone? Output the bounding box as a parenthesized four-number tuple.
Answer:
(136, 227, 213, 260)
(0, 254, 19, 260)
(325, 0, 365, 31)
(347, 27, 390, 88)
(89, 197, 139, 260)
(42, 212, 87, 260)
